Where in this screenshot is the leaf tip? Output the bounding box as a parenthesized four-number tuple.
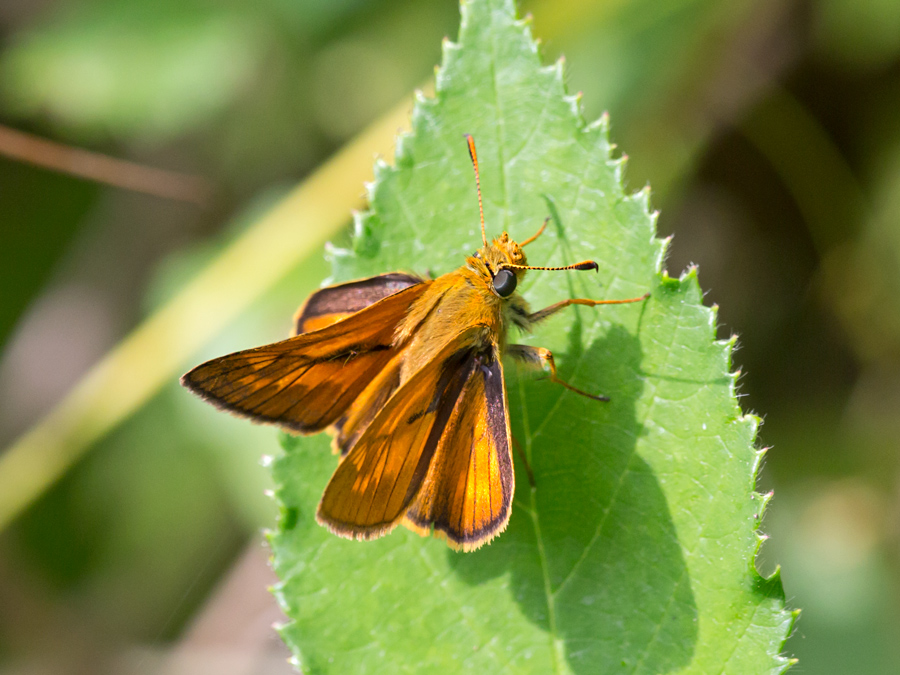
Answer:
(629, 184, 653, 214)
(324, 241, 353, 266)
(563, 92, 582, 115)
(740, 411, 762, 431)
(441, 36, 460, 60)
(769, 563, 783, 581)
(656, 231, 671, 262)
(373, 156, 391, 177)
(750, 488, 775, 522)
(608, 153, 628, 184)
(395, 132, 415, 168)
(678, 265, 701, 293)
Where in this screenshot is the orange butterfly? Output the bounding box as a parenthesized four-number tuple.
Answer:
(181, 136, 648, 551)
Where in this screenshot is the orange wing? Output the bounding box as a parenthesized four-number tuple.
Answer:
(181, 282, 428, 434)
(316, 332, 514, 550)
(329, 350, 404, 456)
(293, 273, 422, 334)
(404, 346, 514, 551)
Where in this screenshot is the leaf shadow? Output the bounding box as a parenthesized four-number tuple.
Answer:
(447, 325, 698, 674)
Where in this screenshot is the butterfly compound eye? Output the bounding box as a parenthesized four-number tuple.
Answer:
(493, 269, 517, 297)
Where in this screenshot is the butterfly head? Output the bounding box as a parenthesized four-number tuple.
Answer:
(470, 232, 528, 298)
(464, 134, 599, 300)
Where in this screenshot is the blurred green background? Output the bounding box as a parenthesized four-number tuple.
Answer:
(1, 0, 899, 673)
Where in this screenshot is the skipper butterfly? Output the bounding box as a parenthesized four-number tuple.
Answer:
(182, 136, 648, 551)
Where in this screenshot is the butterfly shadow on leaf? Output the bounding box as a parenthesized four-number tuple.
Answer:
(447, 324, 698, 674)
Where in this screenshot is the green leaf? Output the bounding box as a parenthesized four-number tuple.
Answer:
(270, 0, 795, 672)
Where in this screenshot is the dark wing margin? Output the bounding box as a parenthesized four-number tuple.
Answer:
(404, 346, 514, 551)
(294, 272, 423, 335)
(180, 282, 428, 434)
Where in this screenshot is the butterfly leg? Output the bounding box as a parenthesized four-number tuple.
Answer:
(507, 344, 609, 402)
(527, 292, 650, 325)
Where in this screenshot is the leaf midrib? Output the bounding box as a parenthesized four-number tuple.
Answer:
(487, 15, 565, 672)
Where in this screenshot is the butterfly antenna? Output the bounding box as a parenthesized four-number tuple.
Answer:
(520, 217, 549, 247)
(501, 260, 600, 273)
(465, 134, 488, 247)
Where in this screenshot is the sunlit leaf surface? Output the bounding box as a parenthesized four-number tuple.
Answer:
(270, 0, 794, 672)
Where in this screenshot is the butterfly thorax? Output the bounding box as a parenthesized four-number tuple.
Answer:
(392, 232, 531, 383)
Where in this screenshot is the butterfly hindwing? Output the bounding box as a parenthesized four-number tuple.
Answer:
(404, 345, 514, 551)
(315, 332, 476, 539)
(180, 282, 429, 434)
(316, 331, 514, 550)
(294, 272, 423, 334)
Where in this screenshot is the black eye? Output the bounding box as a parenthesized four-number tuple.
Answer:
(493, 269, 517, 297)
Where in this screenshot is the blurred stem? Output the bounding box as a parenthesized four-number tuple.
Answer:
(0, 123, 214, 206)
(740, 85, 870, 254)
(0, 89, 426, 532)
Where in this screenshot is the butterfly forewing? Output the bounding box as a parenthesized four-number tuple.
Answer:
(330, 351, 405, 456)
(181, 282, 429, 433)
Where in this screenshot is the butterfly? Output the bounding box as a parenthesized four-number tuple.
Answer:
(181, 135, 648, 551)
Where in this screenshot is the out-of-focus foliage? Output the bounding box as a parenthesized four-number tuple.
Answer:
(1, 0, 900, 672)
(0, 0, 458, 186)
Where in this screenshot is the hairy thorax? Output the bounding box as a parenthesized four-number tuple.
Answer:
(392, 233, 535, 385)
